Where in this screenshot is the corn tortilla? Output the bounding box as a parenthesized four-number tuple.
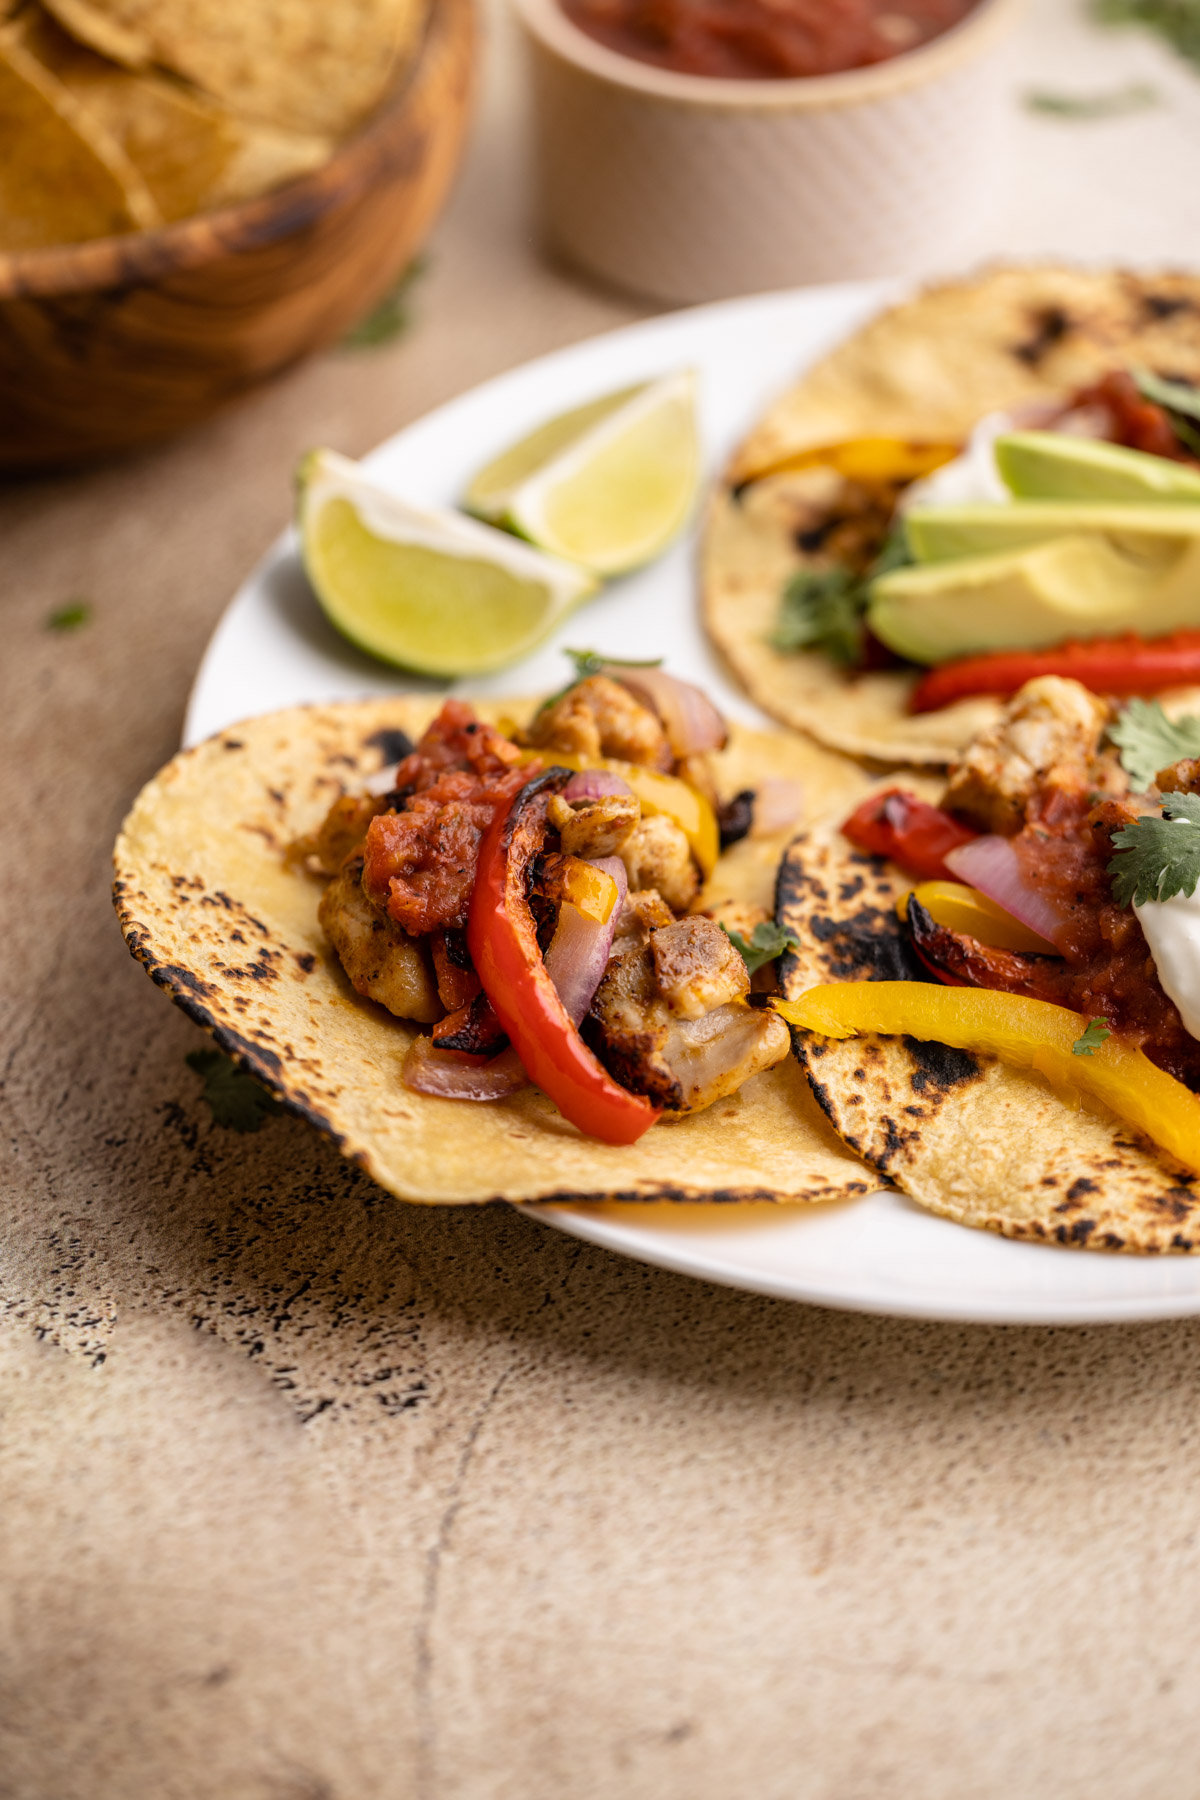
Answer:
(776, 814, 1200, 1252)
(114, 698, 881, 1207)
(704, 265, 1200, 767)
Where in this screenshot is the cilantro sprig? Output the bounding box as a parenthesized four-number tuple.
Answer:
(1109, 791, 1200, 906)
(1109, 698, 1200, 791)
(723, 921, 800, 975)
(771, 522, 912, 667)
(1072, 1018, 1114, 1056)
(1094, 0, 1200, 73)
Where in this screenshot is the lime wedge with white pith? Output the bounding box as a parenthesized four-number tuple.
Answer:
(466, 372, 700, 576)
(298, 450, 599, 678)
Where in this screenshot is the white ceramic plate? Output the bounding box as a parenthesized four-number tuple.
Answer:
(186, 280, 1200, 1324)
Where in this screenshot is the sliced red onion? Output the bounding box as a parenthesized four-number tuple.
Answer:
(943, 838, 1066, 953)
(751, 778, 806, 838)
(402, 1034, 527, 1100)
(562, 769, 632, 802)
(543, 855, 627, 1025)
(602, 665, 728, 757)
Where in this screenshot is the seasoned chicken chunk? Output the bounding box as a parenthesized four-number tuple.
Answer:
(613, 888, 676, 950)
(528, 675, 671, 770)
(289, 791, 384, 875)
(942, 676, 1110, 835)
(318, 860, 442, 1022)
(649, 917, 748, 1019)
(585, 922, 789, 1114)
(546, 790, 640, 858)
(620, 814, 698, 912)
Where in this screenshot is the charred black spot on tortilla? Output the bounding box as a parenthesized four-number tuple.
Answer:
(807, 1076, 836, 1123)
(1151, 1188, 1196, 1220)
(717, 789, 755, 851)
(294, 951, 317, 973)
(365, 727, 416, 764)
(1057, 1217, 1097, 1245)
(1041, 1176, 1059, 1187)
(853, 1067, 866, 1081)
(154, 964, 215, 1001)
(838, 874, 865, 902)
(794, 512, 847, 555)
(267, 787, 286, 806)
(1100, 1231, 1126, 1250)
(875, 1116, 909, 1167)
(807, 1039, 829, 1059)
(1012, 304, 1070, 366)
(903, 1036, 980, 1091)
(904, 1105, 925, 1117)
(221, 737, 244, 751)
(1171, 1232, 1197, 1250)
(808, 908, 925, 983)
(1143, 294, 1193, 320)
(1066, 1176, 1099, 1202)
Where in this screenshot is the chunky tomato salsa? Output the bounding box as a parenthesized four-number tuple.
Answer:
(560, 0, 978, 80)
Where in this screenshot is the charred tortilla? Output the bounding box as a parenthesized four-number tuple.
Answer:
(705, 265, 1200, 766)
(776, 815, 1200, 1251)
(114, 696, 880, 1206)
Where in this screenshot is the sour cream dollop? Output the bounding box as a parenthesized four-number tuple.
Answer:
(900, 411, 1016, 512)
(1136, 892, 1200, 1042)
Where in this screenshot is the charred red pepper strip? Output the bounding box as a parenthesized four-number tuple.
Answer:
(842, 788, 978, 883)
(911, 631, 1200, 714)
(467, 769, 661, 1146)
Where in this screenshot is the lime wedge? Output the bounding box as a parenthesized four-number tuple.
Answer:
(298, 450, 599, 678)
(467, 372, 700, 577)
(465, 384, 647, 522)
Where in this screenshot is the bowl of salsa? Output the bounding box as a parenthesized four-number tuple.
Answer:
(513, 0, 1022, 304)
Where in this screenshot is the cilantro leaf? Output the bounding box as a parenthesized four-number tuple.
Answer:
(340, 258, 426, 350)
(1095, 0, 1200, 70)
(1109, 697, 1200, 790)
(1108, 791, 1200, 906)
(186, 1048, 282, 1132)
(1072, 1018, 1114, 1056)
(771, 522, 913, 667)
(1131, 366, 1200, 455)
(722, 920, 800, 975)
(1025, 82, 1158, 117)
(46, 600, 92, 632)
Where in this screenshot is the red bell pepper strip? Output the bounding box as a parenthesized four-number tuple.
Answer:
(467, 769, 661, 1146)
(842, 788, 978, 883)
(910, 630, 1200, 714)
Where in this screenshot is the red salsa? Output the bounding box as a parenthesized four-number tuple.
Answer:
(560, 0, 979, 80)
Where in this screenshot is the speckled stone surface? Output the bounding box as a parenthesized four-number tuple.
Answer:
(5, 3, 1200, 1794)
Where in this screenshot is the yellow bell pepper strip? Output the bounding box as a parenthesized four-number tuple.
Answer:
(739, 438, 961, 488)
(776, 982, 1200, 1174)
(533, 751, 720, 876)
(539, 853, 620, 924)
(896, 882, 1060, 955)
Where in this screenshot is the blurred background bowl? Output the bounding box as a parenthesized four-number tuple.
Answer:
(515, 0, 1022, 307)
(0, 0, 475, 473)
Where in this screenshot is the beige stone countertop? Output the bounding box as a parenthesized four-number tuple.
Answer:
(4, 2, 1200, 1795)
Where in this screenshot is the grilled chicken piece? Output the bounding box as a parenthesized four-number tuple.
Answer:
(318, 859, 441, 1022)
(290, 792, 384, 875)
(586, 917, 789, 1113)
(649, 916, 748, 1018)
(942, 677, 1110, 836)
(527, 675, 671, 771)
(613, 888, 676, 950)
(619, 814, 699, 912)
(546, 791, 640, 858)
(1158, 757, 1200, 795)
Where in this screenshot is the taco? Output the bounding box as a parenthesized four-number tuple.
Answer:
(775, 675, 1200, 1251)
(113, 668, 880, 1205)
(704, 264, 1200, 766)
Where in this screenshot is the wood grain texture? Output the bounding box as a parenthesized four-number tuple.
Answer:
(0, 0, 475, 469)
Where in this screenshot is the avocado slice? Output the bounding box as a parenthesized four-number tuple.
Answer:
(906, 500, 1200, 567)
(996, 432, 1200, 505)
(867, 533, 1200, 666)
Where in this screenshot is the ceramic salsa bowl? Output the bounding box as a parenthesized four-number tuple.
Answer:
(0, 0, 475, 472)
(514, 0, 1022, 306)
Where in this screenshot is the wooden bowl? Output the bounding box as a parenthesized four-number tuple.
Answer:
(0, 0, 475, 471)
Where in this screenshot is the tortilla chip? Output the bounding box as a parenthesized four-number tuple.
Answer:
(40, 0, 428, 137)
(0, 31, 157, 248)
(12, 6, 331, 219)
(113, 698, 880, 1208)
(776, 814, 1200, 1252)
(705, 265, 1200, 766)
